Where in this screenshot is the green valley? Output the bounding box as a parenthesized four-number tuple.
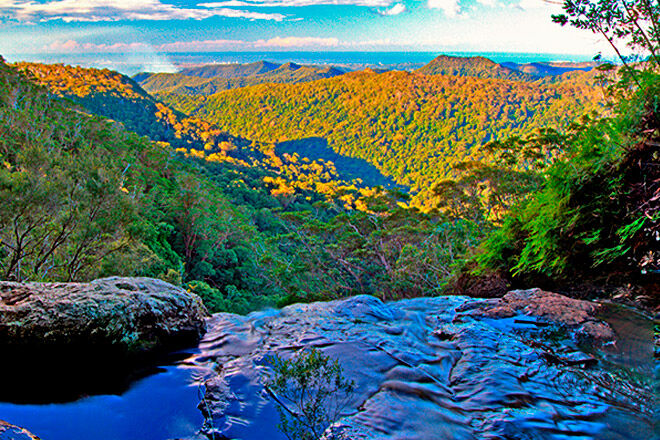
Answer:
(5, 43, 656, 310)
(0, 1, 658, 439)
(160, 60, 605, 208)
(2, 56, 489, 310)
(135, 61, 346, 96)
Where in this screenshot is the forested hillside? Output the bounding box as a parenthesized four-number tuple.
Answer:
(161, 68, 605, 208)
(415, 55, 536, 80)
(2, 30, 655, 314)
(136, 61, 345, 96)
(0, 56, 252, 284)
(15, 61, 396, 190)
(14, 62, 242, 154)
(2, 56, 487, 310)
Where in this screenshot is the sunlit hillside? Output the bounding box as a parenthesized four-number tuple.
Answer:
(135, 61, 346, 96)
(161, 64, 605, 208)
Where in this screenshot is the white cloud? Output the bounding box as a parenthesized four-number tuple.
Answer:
(40, 36, 401, 53)
(255, 36, 340, 47)
(45, 39, 82, 51)
(0, 0, 286, 22)
(199, 0, 392, 7)
(380, 3, 406, 15)
(43, 38, 244, 52)
(417, 3, 614, 55)
(427, 0, 460, 17)
(158, 39, 246, 51)
(44, 38, 257, 53)
(517, 0, 546, 10)
(476, 0, 496, 6)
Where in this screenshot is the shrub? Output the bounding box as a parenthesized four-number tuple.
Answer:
(266, 348, 355, 440)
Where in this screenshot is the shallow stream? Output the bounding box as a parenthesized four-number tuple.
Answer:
(0, 296, 654, 440)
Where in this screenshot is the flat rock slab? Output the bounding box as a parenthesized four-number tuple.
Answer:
(196, 293, 652, 440)
(456, 288, 616, 341)
(0, 277, 208, 354)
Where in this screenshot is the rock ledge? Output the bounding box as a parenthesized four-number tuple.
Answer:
(0, 277, 208, 354)
(457, 288, 615, 341)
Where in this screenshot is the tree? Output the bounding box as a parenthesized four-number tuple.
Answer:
(552, 0, 660, 76)
(477, 0, 659, 283)
(266, 349, 355, 440)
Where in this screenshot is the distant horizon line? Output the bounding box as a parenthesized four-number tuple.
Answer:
(4, 50, 613, 75)
(11, 50, 600, 56)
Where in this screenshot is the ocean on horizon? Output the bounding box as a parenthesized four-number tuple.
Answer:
(6, 51, 601, 76)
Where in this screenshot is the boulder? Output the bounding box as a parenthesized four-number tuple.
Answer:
(457, 288, 615, 341)
(0, 277, 208, 354)
(0, 421, 40, 440)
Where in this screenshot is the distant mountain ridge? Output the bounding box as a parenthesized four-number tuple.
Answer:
(161, 66, 605, 208)
(135, 55, 598, 96)
(135, 61, 346, 96)
(415, 54, 597, 81)
(415, 55, 536, 81)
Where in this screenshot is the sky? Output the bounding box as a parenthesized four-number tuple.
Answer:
(0, 0, 612, 62)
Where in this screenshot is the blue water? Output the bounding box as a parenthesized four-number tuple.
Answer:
(5, 51, 601, 76)
(162, 50, 596, 68)
(0, 299, 652, 440)
(0, 363, 206, 440)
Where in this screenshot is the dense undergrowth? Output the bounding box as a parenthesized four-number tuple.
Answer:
(474, 65, 658, 299)
(1, 0, 657, 312)
(0, 57, 486, 312)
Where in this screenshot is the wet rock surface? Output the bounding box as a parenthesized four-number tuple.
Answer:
(0, 277, 209, 403)
(0, 421, 40, 440)
(0, 277, 208, 354)
(457, 288, 617, 341)
(197, 293, 653, 440)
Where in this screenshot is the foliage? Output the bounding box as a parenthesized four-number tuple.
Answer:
(161, 66, 604, 209)
(0, 60, 151, 280)
(186, 281, 274, 314)
(137, 61, 344, 96)
(477, 2, 659, 284)
(480, 77, 658, 279)
(0, 58, 267, 300)
(267, 349, 355, 440)
(269, 192, 484, 302)
(552, 0, 660, 68)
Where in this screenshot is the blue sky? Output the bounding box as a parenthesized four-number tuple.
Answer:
(0, 0, 611, 58)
